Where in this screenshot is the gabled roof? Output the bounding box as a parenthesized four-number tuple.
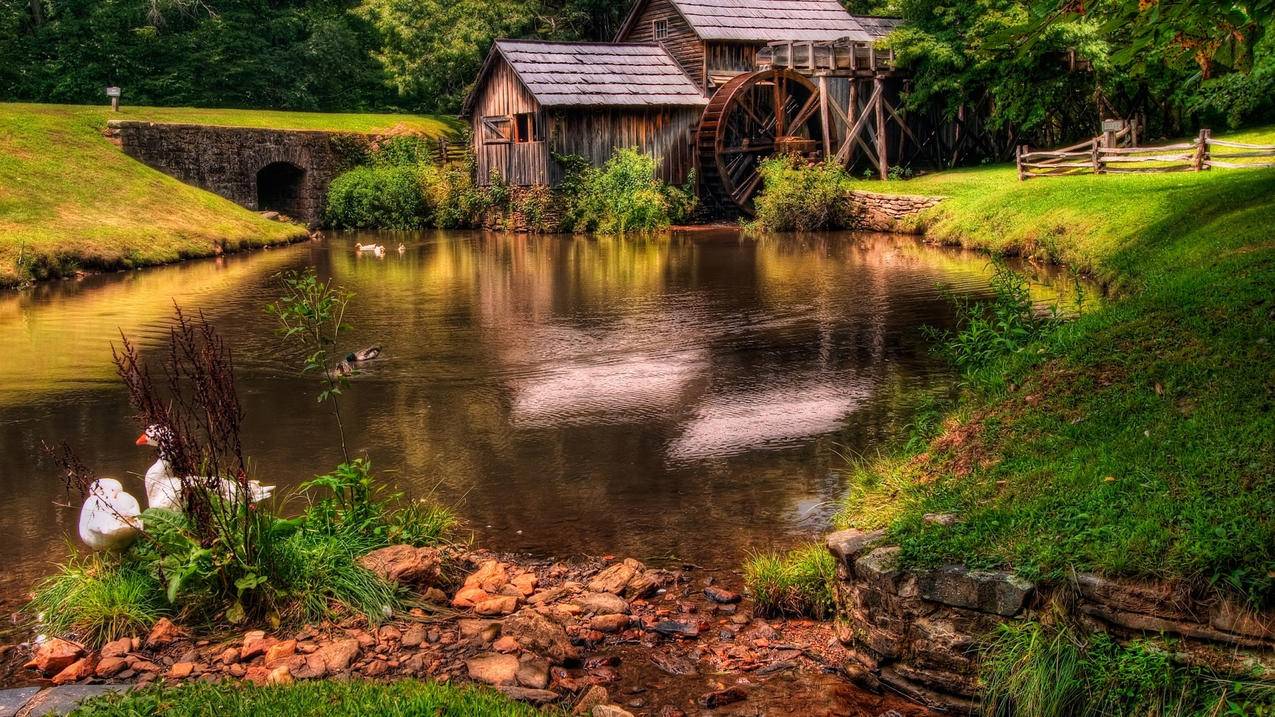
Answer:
(462, 41, 708, 116)
(852, 15, 905, 40)
(618, 0, 897, 43)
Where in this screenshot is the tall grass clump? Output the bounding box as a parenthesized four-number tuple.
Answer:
(324, 165, 428, 230)
(982, 619, 1275, 717)
(29, 555, 166, 646)
(743, 544, 836, 619)
(751, 156, 854, 232)
(561, 148, 696, 233)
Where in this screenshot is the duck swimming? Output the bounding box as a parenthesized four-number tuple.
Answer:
(78, 479, 143, 552)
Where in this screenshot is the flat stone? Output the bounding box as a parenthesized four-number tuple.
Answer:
(503, 610, 577, 663)
(826, 529, 886, 568)
(464, 561, 510, 593)
(401, 624, 427, 648)
(95, 657, 128, 678)
(99, 638, 132, 659)
(458, 619, 501, 639)
(917, 565, 1034, 617)
(0, 687, 41, 717)
(703, 586, 741, 604)
(475, 595, 519, 616)
(589, 614, 631, 633)
(359, 545, 442, 586)
(647, 620, 699, 639)
(495, 686, 560, 705)
(466, 653, 519, 686)
(516, 653, 550, 689)
(577, 592, 629, 615)
(587, 563, 637, 595)
(922, 513, 962, 526)
(854, 546, 905, 593)
(20, 685, 130, 717)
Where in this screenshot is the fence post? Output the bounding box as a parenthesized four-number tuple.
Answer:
(1192, 129, 1211, 171)
(1016, 144, 1026, 181)
(1091, 138, 1102, 175)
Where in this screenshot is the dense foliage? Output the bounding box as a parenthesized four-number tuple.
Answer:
(560, 149, 696, 233)
(751, 157, 856, 232)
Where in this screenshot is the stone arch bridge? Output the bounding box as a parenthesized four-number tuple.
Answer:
(106, 121, 368, 225)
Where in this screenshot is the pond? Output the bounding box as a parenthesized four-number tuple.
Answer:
(0, 229, 1077, 606)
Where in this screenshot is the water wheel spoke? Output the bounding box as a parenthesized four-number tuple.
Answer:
(789, 93, 821, 133)
(731, 171, 764, 206)
(720, 144, 776, 155)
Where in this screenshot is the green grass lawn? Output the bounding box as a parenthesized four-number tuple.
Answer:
(0, 103, 461, 288)
(839, 125, 1275, 607)
(72, 681, 555, 716)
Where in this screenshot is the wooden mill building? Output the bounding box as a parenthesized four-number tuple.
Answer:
(462, 0, 908, 214)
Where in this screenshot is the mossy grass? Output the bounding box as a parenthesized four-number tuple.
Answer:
(837, 124, 1275, 607)
(743, 544, 836, 620)
(981, 618, 1275, 716)
(0, 103, 460, 287)
(70, 680, 557, 716)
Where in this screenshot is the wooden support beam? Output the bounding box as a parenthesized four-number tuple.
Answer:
(818, 76, 831, 158)
(874, 75, 887, 180)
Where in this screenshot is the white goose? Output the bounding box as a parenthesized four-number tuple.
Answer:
(355, 243, 386, 257)
(136, 427, 275, 509)
(78, 479, 143, 552)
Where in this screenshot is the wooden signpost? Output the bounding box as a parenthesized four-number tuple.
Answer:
(105, 86, 121, 112)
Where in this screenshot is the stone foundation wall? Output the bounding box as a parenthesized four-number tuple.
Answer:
(844, 191, 944, 233)
(106, 121, 365, 225)
(826, 528, 1275, 713)
(481, 186, 564, 233)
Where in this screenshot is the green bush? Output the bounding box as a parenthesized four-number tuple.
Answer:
(324, 165, 428, 230)
(982, 620, 1275, 717)
(29, 555, 166, 647)
(752, 157, 854, 232)
(743, 544, 836, 619)
(562, 148, 696, 233)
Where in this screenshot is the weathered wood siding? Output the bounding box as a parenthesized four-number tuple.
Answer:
(547, 108, 701, 186)
(470, 57, 548, 186)
(620, 0, 706, 90)
(704, 42, 762, 90)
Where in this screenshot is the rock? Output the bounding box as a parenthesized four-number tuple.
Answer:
(854, 546, 907, 593)
(218, 647, 239, 665)
(623, 573, 661, 600)
(267, 665, 293, 685)
(647, 621, 699, 639)
(50, 658, 93, 685)
(578, 592, 629, 615)
(260, 211, 281, 221)
(377, 626, 401, 644)
(240, 631, 276, 661)
(922, 513, 962, 527)
(493, 636, 520, 653)
(265, 640, 297, 666)
(573, 686, 609, 715)
(458, 619, 500, 640)
(827, 529, 886, 570)
(516, 653, 551, 689)
(466, 653, 520, 686)
(14, 685, 128, 717)
(312, 638, 361, 675)
(244, 665, 271, 685)
(129, 659, 161, 673)
(146, 618, 183, 648)
(698, 687, 747, 708)
(587, 563, 637, 595)
(917, 566, 1034, 617)
(452, 587, 491, 609)
(593, 707, 634, 717)
(100, 638, 132, 659)
(475, 596, 520, 616)
(589, 614, 630, 633)
(704, 586, 741, 604)
(423, 588, 448, 604)
(358, 545, 442, 586)
(95, 656, 129, 678)
(24, 638, 85, 676)
(363, 659, 389, 677)
(495, 686, 560, 705)
(529, 584, 576, 605)
(401, 624, 427, 648)
(465, 561, 510, 593)
(503, 610, 578, 663)
(0, 686, 41, 717)
(168, 662, 195, 680)
(510, 573, 538, 597)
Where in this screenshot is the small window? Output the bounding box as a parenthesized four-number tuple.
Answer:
(481, 116, 511, 145)
(653, 18, 670, 41)
(513, 112, 542, 143)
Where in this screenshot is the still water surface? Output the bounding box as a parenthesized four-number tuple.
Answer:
(0, 230, 1073, 602)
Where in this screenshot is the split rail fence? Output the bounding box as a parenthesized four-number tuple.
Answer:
(1017, 129, 1275, 180)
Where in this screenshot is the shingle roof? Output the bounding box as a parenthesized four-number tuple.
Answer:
(486, 41, 708, 109)
(851, 15, 905, 40)
(667, 0, 874, 42)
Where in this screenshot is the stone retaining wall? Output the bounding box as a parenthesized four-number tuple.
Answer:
(826, 528, 1275, 713)
(844, 191, 944, 233)
(106, 121, 365, 225)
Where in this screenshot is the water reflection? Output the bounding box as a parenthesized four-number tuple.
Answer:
(0, 229, 1080, 603)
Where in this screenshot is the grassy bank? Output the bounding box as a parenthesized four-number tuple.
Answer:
(0, 103, 459, 288)
(72, 681, 552, 716)
(838, 125, 1275, 607)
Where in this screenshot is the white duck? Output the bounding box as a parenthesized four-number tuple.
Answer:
(397, 243, 406, 255)
(355, 243, 386, 257)
(136, 427, 275, 509)
(78, 479, 143, 552)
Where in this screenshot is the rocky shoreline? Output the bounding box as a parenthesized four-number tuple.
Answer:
(8, 546, 932, 717)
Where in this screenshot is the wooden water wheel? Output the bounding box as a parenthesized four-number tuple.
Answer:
(697, 69, 825, 215)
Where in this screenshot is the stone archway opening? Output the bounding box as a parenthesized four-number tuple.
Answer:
(256, 161, 307, 218)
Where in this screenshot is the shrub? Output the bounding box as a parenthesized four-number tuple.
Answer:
(324, 165, 428, 230)
(562, 148, 696, 233)
(743, 544, 836, 619)
(752, 157, 853, 232)
(372, 135, 440, 168)
(419, 163, 488, 229)
(29, 555, 166, 647)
